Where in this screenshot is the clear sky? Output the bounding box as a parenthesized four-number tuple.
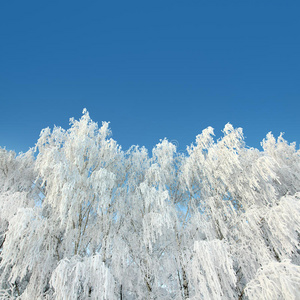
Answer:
(1, 0, 299, 154)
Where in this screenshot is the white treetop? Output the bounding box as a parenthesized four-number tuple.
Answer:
(0, 109, 299, 299)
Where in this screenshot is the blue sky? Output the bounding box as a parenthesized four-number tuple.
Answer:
(1, 0, 299, 154)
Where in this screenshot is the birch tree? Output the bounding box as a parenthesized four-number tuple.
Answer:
(0, 110, 299, 299)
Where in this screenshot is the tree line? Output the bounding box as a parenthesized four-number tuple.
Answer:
(0, 109, 300, 299)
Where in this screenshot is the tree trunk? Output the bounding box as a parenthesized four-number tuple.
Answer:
(120, 284, 123, 300)
(182, 268, 189, 299)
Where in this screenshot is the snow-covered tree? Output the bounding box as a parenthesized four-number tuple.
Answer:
(0, 109, 299, 299)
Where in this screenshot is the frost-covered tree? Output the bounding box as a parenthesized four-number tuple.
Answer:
(0, 148, 37, 298)
(0, 148, 36, 250)
(0, 109, 299, 299)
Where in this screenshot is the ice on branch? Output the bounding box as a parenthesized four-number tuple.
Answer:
(50, 255, 115, 300)
(245, 260, 300, 300)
